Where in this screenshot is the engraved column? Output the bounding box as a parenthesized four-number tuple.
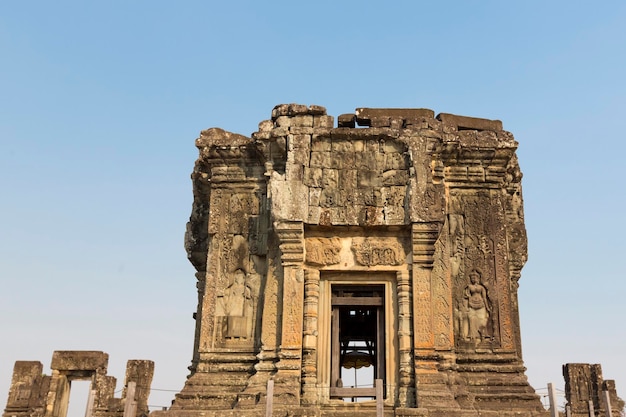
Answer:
(411, 221, 449, 408)
(396, 269, 414, 407)
(301, 268, 320, 404)
(273, 220, 305, 404)
(412, 222, 440, 353)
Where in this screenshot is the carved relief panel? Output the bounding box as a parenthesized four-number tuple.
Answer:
(449, 190, 514, 351)
(304, 232, 410, 271)
(209, 187, 267, 347)
(306, 136, 410, 226)
(351, 237, 405, 266)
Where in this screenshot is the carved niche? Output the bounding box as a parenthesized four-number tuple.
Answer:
(449, 191, 504, 349)
(210, 188, 265, 346)
(215, 268, 261, 340)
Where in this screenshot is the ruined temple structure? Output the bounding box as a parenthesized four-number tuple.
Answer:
(2, 351, 153, 417)
(563, 363, 622, 417)
(156, 104, 550, 417)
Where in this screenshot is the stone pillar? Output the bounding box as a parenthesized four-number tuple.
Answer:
(411, 222, 458, 409)
(396, 270, 414, 407)
(412, 222, 439, 352)
(3, 361, 47, 417)
(603, 380, 621, 417)
(301, 268, 321, 404)
(91, 375, 116, 417)
(123, 361, 154, 417)
(564, 363, 614, 417)
(273, 220, 305, 404)
(247, 248, 279, 388)
(44, 372, 69, 417)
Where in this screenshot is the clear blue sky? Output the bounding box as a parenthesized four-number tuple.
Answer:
(2, 1, 625, 412)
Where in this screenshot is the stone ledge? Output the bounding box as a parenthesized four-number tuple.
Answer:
(356, 108, 435, 127)
(271, 103, 327, 120)
(436, 113, 502, 131)
(197, 128, 252, 147)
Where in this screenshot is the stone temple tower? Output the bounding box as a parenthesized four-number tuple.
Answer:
(155, 105, 548, 416)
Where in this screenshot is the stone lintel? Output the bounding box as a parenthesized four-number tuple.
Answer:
(50, 351, 109, 372)
(436, 113, 503, 131)
(329, 127, 398, 141)
(355, 108, 435, 126)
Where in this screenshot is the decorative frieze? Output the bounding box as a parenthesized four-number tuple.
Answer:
(351, 237, 405, 266)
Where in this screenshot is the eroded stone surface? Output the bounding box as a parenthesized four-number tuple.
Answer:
(563, 363, 623, 417)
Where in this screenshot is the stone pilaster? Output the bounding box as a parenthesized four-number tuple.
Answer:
(411, 222, 458, 410)
(396, 270, 414, 407)
(301, 269, 320, 404)
(273, 220, 305, 405)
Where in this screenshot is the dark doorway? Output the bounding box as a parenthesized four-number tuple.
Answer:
(330, 285, 385, 400)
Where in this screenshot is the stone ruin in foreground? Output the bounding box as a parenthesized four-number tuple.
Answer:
(3, 105, 622, 417)
(3, 352, 153, 417)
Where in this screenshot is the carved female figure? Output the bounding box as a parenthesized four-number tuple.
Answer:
(463, 269, 491, 342)
(224, 269, 252, 338)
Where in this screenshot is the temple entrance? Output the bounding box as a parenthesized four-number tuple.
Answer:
(330, 285, 385, 400)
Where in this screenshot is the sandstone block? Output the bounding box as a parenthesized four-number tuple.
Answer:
(355, 108, 435, 126)
(257, 119, 273, 132)
(311, 136, 331, 151)
(51, 351, 109, 372)
(274, 116, 292, 127)
(288, 103, 309, 116)
(337, 113, 356, 128)
(272, 103, 290, 119)
(310, 151, 330, 168)
(308, 104, 327, 115)
(437, 113, 503, 131)
(304, 167, 323, 188)
(291, 115, 313, 127)
(197, 128, 251, 148)
(331, 139, 354, 153)
(313, 115, 334, 128)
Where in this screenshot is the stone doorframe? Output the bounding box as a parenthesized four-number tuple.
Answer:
(302, 270, 404, 406)
(44, 351, 111, 417)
